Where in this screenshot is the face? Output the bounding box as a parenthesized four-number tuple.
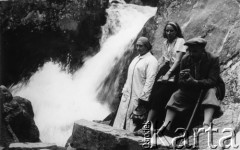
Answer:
(165, 25, 177, 41)
(187, 45, 204, 61)
(0, 85, 13, 103)
(136, 41, 148, 56)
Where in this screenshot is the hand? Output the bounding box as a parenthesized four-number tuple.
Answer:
(186, 74, 198, 85)
(179, 69, 190, 80)
(134, 99, 149, 115)
(3, 103, 13, 113)
(162, 73, 170, 82)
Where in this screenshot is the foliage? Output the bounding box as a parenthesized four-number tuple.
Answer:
(0, 0, 108, 86)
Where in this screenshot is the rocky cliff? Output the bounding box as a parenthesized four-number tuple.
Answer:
(95, 0, 240, 149)
(135, 0, 240, 149)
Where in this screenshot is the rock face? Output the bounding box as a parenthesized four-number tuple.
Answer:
(139, 0, 240, 149)
(103, 0, 240, 149)
(0, 91, 40, 146)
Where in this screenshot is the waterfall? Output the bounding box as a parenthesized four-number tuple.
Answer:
(11, 3, 156, 146)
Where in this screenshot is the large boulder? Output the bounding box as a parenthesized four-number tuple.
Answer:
(0, 86, 40, 146)
(67, 119, 174, 150)
(69, 119, 143, 150)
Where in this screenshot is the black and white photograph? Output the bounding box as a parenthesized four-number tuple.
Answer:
(0, 0, 240, 149)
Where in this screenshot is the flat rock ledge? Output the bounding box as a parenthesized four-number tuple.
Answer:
(69, 108, 240, 150)
(9, 143, 58, 149)
(69, 119, 171, 150)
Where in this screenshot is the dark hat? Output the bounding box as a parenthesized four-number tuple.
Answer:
(184, 37, 207, 47)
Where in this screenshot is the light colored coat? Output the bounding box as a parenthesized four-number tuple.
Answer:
(113, 52, 158, 131)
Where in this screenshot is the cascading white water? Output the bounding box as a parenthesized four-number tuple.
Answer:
(11, 3, 156, 146)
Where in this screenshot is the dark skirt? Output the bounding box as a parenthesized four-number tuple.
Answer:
(148, 64, 179, 126)
(149, 62, 179, 111)
(166, 88, 222, 118)
(150, 82, 178, 110)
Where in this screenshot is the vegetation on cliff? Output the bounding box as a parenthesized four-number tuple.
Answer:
(0, 0, 108, 86)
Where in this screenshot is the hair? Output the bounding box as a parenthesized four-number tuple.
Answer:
(163, 21, 184, 39)
(137, 36, 152, 51)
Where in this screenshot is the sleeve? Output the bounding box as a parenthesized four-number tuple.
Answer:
(174, 38, 187, 53)
(197, 57, 220, 88)
(122, 82, 129, 94)
(139, 57, 159, 101)
(121, 57, 136, 94)
(178, 56, 188, 85)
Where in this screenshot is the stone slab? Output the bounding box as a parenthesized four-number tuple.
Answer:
(69, 119, 173, 150)
(9, 143, 57, 149)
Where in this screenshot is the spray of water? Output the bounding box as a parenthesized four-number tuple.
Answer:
(11, 3, 156, 146)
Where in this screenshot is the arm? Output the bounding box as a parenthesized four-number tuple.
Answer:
(163, 51, 185, 80)
(197, 57, 220, 88)
(180, 56, 220, 89)
(178, 55, 190, 86)
(139, 59, 159, 101)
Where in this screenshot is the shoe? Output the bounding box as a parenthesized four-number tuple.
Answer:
(133, 121, 151, 137)
(133, 128, 146, 137)
(203, 122, 212, 130)
(92, 120, 110, 125)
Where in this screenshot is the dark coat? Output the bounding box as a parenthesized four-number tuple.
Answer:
(179, 51, 225, 100)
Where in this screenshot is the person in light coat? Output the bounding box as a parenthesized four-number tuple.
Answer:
(113, 36, 159, 132)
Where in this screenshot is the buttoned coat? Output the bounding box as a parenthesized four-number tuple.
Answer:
(113, 52, 158, 131)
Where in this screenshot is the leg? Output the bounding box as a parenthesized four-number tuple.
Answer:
(201, 88, 220, 126)
(203, 106, 215, 126)
(162, 108, 176, 130)
(146, 109, 157, 129)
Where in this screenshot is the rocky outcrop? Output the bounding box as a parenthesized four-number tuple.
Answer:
(141, 0, 240, 149)
(69, 119, 143, 150)
(101, 0, 240, 149)
(9, 143, 57, 150)
(0, 86, 40, 146)
(68, 119, 174, 150)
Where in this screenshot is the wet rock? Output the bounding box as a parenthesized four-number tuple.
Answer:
(69, 119, 143, 150)
(0, 86, 40, 146)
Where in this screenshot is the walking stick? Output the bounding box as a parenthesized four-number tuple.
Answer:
(182, 89, 205, 147)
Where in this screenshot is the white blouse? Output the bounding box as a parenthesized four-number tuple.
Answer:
(160, 37, 187, 67)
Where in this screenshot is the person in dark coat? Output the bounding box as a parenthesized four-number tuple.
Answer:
(158, 37, 225, 134)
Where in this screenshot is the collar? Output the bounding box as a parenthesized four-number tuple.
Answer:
(189, 52, 208, 64)
(164, 37, 178, 45)
(138, 52, 151, 59)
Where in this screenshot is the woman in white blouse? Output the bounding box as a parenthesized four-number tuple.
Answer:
(113, 37, 159, 132)
(134, 21, 187, 136)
